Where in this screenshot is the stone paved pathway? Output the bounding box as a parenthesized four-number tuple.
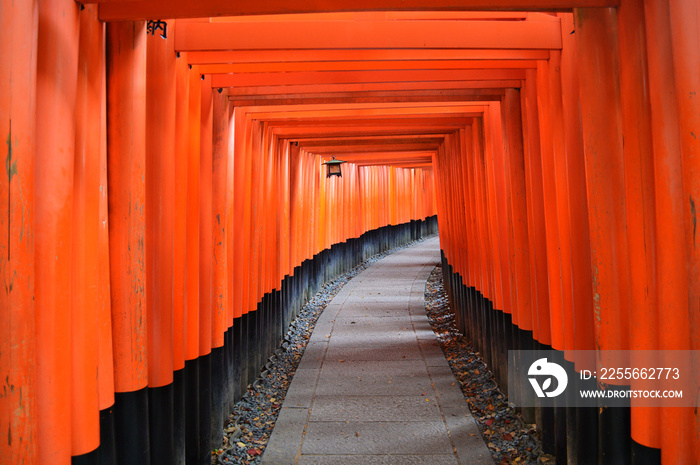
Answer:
(261, 237, 493, 465)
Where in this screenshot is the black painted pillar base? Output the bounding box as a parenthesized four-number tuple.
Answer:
(210, 345, 225, 448)
(72, 447, 99, 465)
(631, 440, 661, 465)
(148, 383, 174, 465)
(198, 353, 212, 465)
(173, 367, 186, 465)
(114, 388, 150, 465)
(98, 405, 117, 465)
(184, 358, 200, 465)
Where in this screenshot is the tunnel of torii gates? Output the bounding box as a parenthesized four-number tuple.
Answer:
(0, 0, 698, 464)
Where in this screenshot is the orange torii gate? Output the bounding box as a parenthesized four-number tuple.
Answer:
(1, 1, 698, 465)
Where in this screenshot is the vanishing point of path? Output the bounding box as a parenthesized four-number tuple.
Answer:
(260, 236, 494, 465)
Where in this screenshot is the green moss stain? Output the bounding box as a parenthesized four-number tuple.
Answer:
(6, 122, 17, 182)
(691, 195, 697, 248)
(6, 121, 15, 263)
(4, 120, 27, 262)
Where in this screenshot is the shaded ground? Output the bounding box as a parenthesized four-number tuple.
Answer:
(213, 241, 551, 464)
(424, 264, 552, 465)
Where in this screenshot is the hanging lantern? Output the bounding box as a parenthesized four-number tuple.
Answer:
(323, 157, 346, 178)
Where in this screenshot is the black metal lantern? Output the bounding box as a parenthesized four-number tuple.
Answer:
(323, 157, 346, 178)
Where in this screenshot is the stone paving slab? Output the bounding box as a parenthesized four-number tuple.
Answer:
(312, 374, 434, 397)
(262, 237, 493, 465)
(334, 301, 410, 314)
(324, 340, 422, 361)
(308, 395, 442, 422)
(298, 454, 459, 465)
(261, 408, 308, 465)
(301, 421, 453, 455)
(282, 368, 321, 408)
(332, 315, 414, 324)
(319, 360, 429, 379)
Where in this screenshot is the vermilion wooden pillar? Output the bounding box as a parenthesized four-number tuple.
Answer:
(0, 1, 38, 463)
(575, 7, 632, 353)
(212, 89, 229, 353)
(287, 141, 300, 271)
(483, 110, 505, 313)
(643, 0, 692, 462)
(575, 7, 633, 463)
(248, 119, 264, 383)
(72, 4, 103, 462)
(225, 102, 236, 413)
(185, 65, 201, 365)
(96, 14, 116, 464)
(278, 139, 291, 286)
(106, 19, 149, 465)
(454, 133, 470, 312)
(35, 0, 79, 463)
(199, 76, 213, 360)
(267, 128, 279, 295)
(184, 63, 202, 465)
(146, 26, 177, 465)
(520, 70, 551, 346)
(242, 113, 254, 319)
(459, 128, 476, 302)
(669, 0, 700, 336)
(667, 1, 697, 462)
(172, 38, 189, 465)
(557, 12, 595, 357)
(173, 50, 189, 378)
(548, 51, 577, 356)
(558, 12, 598, 462)
(473, 120, 495, 307)
(232, 108, 248, 321)
(615, 0, 661, 458)
(489, 102, 514, 318)
(502, 89, 533, 337)
(211, 87, 229, 446)
(248, 120, 262, 316)
(198, 73, 213, 462)
(535, 59, 565, 351)
(464, 127, 484, 308)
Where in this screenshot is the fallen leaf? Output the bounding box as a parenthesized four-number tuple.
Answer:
(236, 442, 246, 448)
(485, 419, 494, 426)
(503, 433, 513, 441)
